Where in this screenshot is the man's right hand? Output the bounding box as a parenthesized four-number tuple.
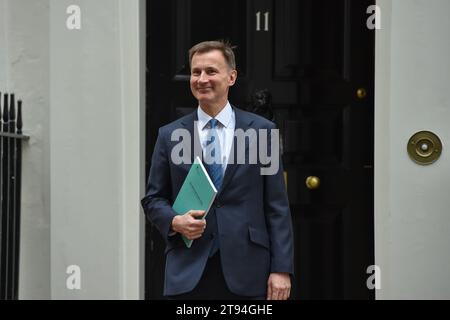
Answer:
(171, 210, 206, 240)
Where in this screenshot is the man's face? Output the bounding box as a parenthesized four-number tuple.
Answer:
(190, 49, 237, 108)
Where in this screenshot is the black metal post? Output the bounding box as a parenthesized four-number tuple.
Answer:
(13, 100, 23, 300)
(0, 93, 2, 299)
(0, 93, 28, 300)
(0, 92, 2, 207)
(0, 94, 9, 299)
(7, 94, 16, 299)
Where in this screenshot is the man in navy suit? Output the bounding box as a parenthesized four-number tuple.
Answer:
(141, 41, 294, 300)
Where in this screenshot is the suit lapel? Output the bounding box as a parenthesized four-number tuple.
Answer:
(181, 110, 202, 166)
(218, 106, 253, 196)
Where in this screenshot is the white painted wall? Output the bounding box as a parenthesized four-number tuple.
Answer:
(0, 0, 51, 300)
(49, 0, 145, 299)
(375, 0, 450, 299)
(0, 0, 144, 299)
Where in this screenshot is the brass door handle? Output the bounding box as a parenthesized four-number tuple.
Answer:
(306, 176, 320, 190)
(357, 88, 367, 99)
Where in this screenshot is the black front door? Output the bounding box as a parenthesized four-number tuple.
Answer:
(145, 0, 374, 299)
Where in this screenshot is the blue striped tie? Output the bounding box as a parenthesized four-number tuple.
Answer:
(204, 119, 222, 257)
(204, 119, 223, 190)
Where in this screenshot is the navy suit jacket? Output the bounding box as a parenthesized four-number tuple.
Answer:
(141, 106, 294, 297)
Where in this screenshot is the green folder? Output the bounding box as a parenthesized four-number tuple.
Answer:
(172, 156, 218, 248)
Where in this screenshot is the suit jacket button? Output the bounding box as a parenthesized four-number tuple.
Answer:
(216, 203, 222, 208)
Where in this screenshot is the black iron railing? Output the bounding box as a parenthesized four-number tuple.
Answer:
(0, 92, 29, 300)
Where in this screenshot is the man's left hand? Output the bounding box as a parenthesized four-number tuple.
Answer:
(267, 273, 291, 300)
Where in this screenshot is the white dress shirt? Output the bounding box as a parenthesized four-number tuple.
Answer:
(197, 102, 235, 174)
